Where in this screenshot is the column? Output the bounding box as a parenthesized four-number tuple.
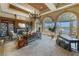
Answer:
(77, 16, 79, 39)
(70, 21, 73, 36)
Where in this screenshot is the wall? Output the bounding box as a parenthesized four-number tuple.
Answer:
(0, 3, 30, 21)
(0, 3, 29, 17)
(0, 3, 33, 29)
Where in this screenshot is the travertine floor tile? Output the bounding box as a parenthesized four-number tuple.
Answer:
(5, 35, 79, 56)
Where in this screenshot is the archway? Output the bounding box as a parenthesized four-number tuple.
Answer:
(57, 12, 77, 38)
(43, 17, 55, 32)
(35, 19, 41, 32)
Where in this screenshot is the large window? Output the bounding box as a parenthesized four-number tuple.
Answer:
(72, 20, 77, 36)
(44, 22, 54, 29)
(43, 17, 54, 32)
(57, 12, 77, 37)
(57, 21, 70, 34)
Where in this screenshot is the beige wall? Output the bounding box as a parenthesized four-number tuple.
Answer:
(0, 3, 33, 30)
(0, 3, 29, 16)
(0, 3, 30, 21)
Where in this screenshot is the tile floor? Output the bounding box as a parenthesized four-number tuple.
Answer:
(4, 34, 79, 56)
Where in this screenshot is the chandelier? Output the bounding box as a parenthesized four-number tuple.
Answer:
(29, 11, 40, 19)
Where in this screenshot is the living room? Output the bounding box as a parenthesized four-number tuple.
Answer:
(0, 3, 79, 56)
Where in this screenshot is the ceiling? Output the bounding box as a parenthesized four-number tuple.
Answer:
(28, 3, 50, 12)
(9, 3, 75, 15)
(27, 3, 72, 13)
(54, 3, 71, 8)
(9, 4, 29, 13)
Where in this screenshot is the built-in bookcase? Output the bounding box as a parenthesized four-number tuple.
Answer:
(0, 23, 8, 37)
(0, 20, 14, 37)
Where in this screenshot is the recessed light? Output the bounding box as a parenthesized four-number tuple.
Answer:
(40, 6, 43, 8)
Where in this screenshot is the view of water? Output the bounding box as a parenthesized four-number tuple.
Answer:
(44, 21, 77, 34)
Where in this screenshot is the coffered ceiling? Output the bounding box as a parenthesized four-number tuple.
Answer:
(27, 3, 72, 14)
(9, 3, 77, 16)
(28, 3, 50, 12)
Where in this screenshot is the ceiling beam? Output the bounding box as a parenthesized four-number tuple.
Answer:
(45, 3, 56, 11)
(10, 3, 35, 13)
(9, 4, 30, 14)
(41, 3, 78, 16)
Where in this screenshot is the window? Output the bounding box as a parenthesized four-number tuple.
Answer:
(72, 20, 77, 36)
(57, 21, 70, 34)
(43, 17, 54, 32)
(57, 12, 77, 37)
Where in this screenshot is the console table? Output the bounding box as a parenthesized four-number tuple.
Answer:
(56, 34, 79, 52)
